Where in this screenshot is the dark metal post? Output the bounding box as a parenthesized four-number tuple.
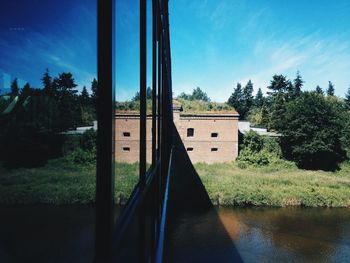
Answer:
(95, 0, 114, 261)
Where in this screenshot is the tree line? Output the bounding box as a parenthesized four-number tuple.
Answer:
(226, 72, 350, 170)
(0, 70, 98, 167)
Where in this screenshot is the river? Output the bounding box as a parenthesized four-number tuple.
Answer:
(0, 206, 349, 262)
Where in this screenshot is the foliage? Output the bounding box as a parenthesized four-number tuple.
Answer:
(254, 88, 264, 107)
(10, 78, 19, 98)
(315, 85, 324, 95)
(280, 92, 346, 170)
(178, 87, 210, 102)
(327, 81, 335, 96)
(176, 98, 234, 113)
(345, 87, 350, 108)
(237, 131, 283, 167)
(132, 86, 153, 101)
(227, 81, 254, 119)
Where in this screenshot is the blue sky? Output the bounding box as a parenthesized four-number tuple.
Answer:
(1, 0, 350, 101)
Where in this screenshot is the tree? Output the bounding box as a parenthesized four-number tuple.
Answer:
(191, 87, 210, 101)
(91, 78, 98, 99)
(21, 82, 31, 96)
(254, 88, 264, 107)
(10, 78, 19, 97)
(53, 72, 79, 130)
(80, 86, 90, 105)
(178, 92, 190, 100)
(227, 82, 244, 118)
(315, 85, 324, 95)
(279, 92, 346, 170)
(327, 81, 335, 96)
(267, 74, 290, 97)
(42, 68, 53, 95)
(54, 72, 78, 94)
(292, 71, 304, 99)
(242, 80, 254, 112)
(345, 87, 350, 108)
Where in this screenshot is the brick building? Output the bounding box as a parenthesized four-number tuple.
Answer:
(115, 104, 239, 164)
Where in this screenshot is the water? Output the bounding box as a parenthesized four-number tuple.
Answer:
(165, 207, 350, 263)
(0, 206, 349, 262)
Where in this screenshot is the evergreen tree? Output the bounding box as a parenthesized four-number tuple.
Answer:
(292, 71, 304, 99)
(327, 81, 335, 96)
(315, 85, 324, 95)
(267, 74, 290, 97)
(240, 80, 254, 119)
(10, 78, 19, 98)
(90, 78, 98, 109)
(41, 68, 53, 95)
(53, 72, 79, 130)
(345, 87, 350, 108)
(254, 88, 264, 107)
(22, 82, 31, 96)
(227, 83, 244, 118)
(191, 87, 210, 101)
(80, 86, 90, 105)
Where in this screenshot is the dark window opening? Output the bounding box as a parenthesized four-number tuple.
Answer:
(123, 147, 130, 152)
(187, 128, 194, 137)
(211, 148, 218, 152)
(187, 147, 193, 152)
(211, 132, 218, 137)
(123, 132, 131, 137)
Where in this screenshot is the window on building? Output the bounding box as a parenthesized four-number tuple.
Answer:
(123, 132, 131, 137)
(187, 147, 193, 152)
(211, 132, 218, 137)
(122, 147, 130, 152)
(187, 128, 194, 137)
(211, 148, 218, 152)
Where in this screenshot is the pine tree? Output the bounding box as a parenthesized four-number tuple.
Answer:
(22, 82, 31, 96)
(315, 85, 324, 95)
(227, 83, 244, 118)
(81, 86, 90, 105)
(255, 88, 264, 107)
(10, 78, 19, 98)
(345, 87, 350, 108)
(292, 71, 304, 99)
(41, 68, 53, 95)
(241, 80, 254, 119)
(267, 74, 290, 97)
(327, 81, 335, 96)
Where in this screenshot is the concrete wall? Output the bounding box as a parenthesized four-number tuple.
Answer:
(115, 112, 239, 164)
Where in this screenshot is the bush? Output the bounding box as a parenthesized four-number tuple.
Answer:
(238, 130, 285, 167)
(64, 147, 96, 165)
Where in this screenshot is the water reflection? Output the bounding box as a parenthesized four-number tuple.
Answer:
(218, 207, 350, 262)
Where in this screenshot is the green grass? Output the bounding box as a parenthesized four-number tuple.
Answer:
(0, 160, 138, 205)
(196, 162, 350, 207)
(1, 159, 350, 207)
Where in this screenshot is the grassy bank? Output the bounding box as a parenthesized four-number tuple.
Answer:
(196, 162, 350, 207)
(0, 160, 138, 205)
(1, 160, 350, 207)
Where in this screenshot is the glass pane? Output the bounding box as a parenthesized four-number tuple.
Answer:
(115, 0, 140, 209)
(0, 0, 97, 262)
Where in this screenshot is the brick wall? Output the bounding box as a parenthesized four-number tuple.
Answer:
(115, 111, 239, 164)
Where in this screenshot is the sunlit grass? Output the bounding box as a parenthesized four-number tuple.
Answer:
(196, 162, 350, 207)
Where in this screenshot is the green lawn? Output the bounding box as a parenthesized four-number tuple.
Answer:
(1, 160, 350, 207)
(196, 162, 350, 207)
(0, 160, 138, 205)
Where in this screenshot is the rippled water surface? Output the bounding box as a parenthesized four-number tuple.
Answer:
(0, 206, 349, 262)
(165, 207, 350, 262)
